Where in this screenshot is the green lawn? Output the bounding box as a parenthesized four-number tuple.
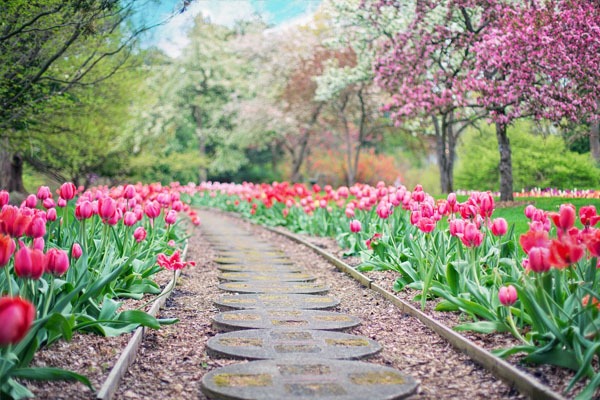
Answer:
(494, 197, 600, 238)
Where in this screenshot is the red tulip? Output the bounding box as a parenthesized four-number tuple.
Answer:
(549, 204, 576, 233)
(0, 191, 9, 208)
(491, 218, 508, 236)
(71, 243, 83, 259)
(46, 248, 70, 276)
(0, 296, 35, 346)
(59, 182, 77, 201)
(349, 219, 361, 233)
(156, 250, 195, 271)
(12, 213, 31, 238)
(549, 237, 584, 268)
(580, 206, 600, 228)
(584, 228, 600, 257)
(14, 242, 46, 280)
(519, 229, 550, 254)
(0, 234, 16, 267)
(498, 285, 517, 306)
(417, 217, 436, 233)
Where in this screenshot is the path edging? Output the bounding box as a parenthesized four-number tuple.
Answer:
(265, 225, 566, 400)
(95, 244, 188, 400)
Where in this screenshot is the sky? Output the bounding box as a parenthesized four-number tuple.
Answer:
(141, 0, 323, 58)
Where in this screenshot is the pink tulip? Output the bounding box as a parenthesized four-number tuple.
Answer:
(165, 210, 177, 225)
(46, 208, 57, 221)
(491, 218, 508, 236)
(0, 296, 36, 346)
(460, 222, 484, 247)
(25, 194, 37, 209)
(144, 201, 161, 219)
(46, 248, 70, 276)
(36, 186, 52, 200)
(42, 198, 55, 209)
(349, 219, 362, 233)
(71, 243, 83, 259)
(528, 246, 551, 273)
(26, 215, 46, 238)
(417, 217, 436, 233)
(549, 204, 576, 233)
(14, 242, 46, 280)
(123, 184, 136, 200)
(59, 182, 77, 201)
(98, 197, 117, 221)
(498, 285, 518, 306)
(75, 200, 94, 220)
(133, 227, 147, 243)
(32, 237, 45, 251)
(123, 211, 137, 227)
(57, 198, 67, 208)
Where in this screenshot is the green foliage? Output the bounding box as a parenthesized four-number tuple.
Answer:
(455, 121, 600, 191)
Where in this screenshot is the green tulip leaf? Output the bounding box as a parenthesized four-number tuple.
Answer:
(454, 321, 509, 334)
(10, 367, 93, 390)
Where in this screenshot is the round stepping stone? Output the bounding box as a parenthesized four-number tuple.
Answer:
(207, 329, 381, 360)
(201, 358, 418, 400)
(213, 309, 360, 331)
(218, 272, 316, 282)
(215, 294, 340, 310)
(218, 282, 329, 295)
(217, 264, 303, 273)
(215, 256, 293, 265)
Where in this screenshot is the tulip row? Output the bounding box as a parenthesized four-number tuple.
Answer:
(192, 180, 600, 398)
(0, 182, 199, 399)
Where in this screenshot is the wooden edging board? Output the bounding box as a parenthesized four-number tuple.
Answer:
(95, 244, 188, 400)
(265, 226, 566, 400)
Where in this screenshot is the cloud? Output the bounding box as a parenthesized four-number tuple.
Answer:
(152, 0, 321, 58)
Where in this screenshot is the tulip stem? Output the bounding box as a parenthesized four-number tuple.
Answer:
(506, 309, 530, 345)
(4, 267, 13, 296)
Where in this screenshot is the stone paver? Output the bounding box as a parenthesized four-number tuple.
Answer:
(212, 309, 360, 331)
(217, 271, 316, 282)
(218, 281, 330, 294)
(201, 358, 418, 400)
(206, 329, 382, 360)
(214, 294, 340, 310)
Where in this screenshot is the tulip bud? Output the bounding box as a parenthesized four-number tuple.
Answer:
(26, 215, 46, 238)
(0, 191, 9, 208)
(32, 237, 45, 251)
(123, 184, 136, 200)
(59, 182, 77, 201)
(25, 194, 37, 209)
(37, 186, 52, 200)
(123, 211, 137, 227)
(46, 248, 70, 276)
(42, 198, 55, 209)
(144, 201, 161, 219)
(491, 218, 508, 236)
(57, 198, 67, 208)
(75, 200, 94, 220)
(133, 227, 147, 243)
(498, 285, 518, 306)
(14, 242, 46, 280)
(0, 296, 36, 345)
(0, 234, 16, 267)
(349, 219, 361, 233)
(71, 243, 83, 259)
(165, 210, 177, 225)
(528, 246, 551, 273)
(46, 208, 57, 222)
(98, 197, 117, 221)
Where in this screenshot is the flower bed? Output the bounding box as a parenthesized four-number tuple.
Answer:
(0, 182, 198, 399)
(192, 181, 600, 399)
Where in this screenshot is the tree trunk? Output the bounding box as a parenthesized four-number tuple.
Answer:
(591, 120, 600, 163)
(496, 121, 514, 201)
(290, 129, 310, 183)
(192, 105, 207, 183)
(0, 138, 25, 193)
(433, 114, 454, 194)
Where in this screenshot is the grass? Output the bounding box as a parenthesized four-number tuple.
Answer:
(494, 197, 600, 238)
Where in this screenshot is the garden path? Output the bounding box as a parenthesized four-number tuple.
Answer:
(112, 210, 524, 399)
